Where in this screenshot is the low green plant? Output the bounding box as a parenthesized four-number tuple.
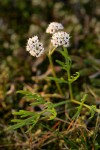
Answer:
(8, 23, 100, 149)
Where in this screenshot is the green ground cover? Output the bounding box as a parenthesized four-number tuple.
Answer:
(0, 0, 100, 149)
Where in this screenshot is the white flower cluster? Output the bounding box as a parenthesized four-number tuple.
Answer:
(26, 36, 44, 57)
(51, 31, 70, 48)
(46, 22, 64, 34)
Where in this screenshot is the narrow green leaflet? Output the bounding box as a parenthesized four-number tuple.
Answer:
(30, 101, 45, 106)
(56, 60, 65, 67)
(47, 76, 68, 83)
(44, 102, 57, 120)
(17, 90, 45, 105)
(72, 94, 87, 120)
(8, 91, 57, 131)
(59, 47, 69, 60)
(68, 72, 80, 83)
(58, 48, 67, 58)
(12, 110, 35, 117)
(8, 122, 25, 130)
(8, 113, 40, 130)
(89, 105, 96, 119)
(11, 119, 23, 123)
(17, 90, 44, 101)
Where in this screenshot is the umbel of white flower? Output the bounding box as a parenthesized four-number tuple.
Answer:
(26, 36, 44, 57)
(51, 31, 70, 47)
(46, 22, 64, 34)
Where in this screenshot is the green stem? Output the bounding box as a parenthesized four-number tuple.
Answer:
(53, 99, 100, 114)
(63, 47, 73, 100)
(54, 100, 70, 107)
(71, 99, 90, 109)
(48, 54, 63, 96)
(67, 68, 73, 100)
(49, 47, 56, 55)
(71, 99, 100, 114)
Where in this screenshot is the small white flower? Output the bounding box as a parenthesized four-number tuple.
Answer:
(51, 31, 70, 47)
(46, 22, 64, 34)
(26, 36, 44, 57)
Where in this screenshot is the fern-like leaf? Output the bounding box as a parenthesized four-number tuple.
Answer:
(68, 72, 80, 83)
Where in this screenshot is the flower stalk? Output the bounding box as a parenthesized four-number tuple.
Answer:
(48, 54, 63, 96)
(53, 99, 100, 114)
(67, 68, 73, 100)
(63, 47, 73, 100)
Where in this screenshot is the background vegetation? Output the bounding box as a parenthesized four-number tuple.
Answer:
(0, 0, 100, 149)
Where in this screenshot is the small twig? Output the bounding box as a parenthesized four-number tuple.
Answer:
(42, 137, 57, 147)
(67, 120, 74, 130)
(32, 122, 60, 148)
(0, 142, 28, 148)
(48, 54, 63, 95)
(41, 93, 66, 99)
(27, 129, 33, 150)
